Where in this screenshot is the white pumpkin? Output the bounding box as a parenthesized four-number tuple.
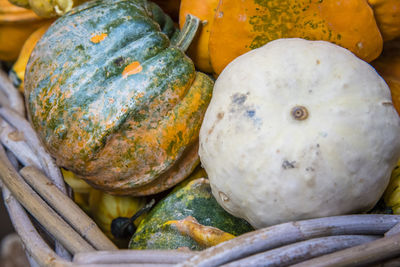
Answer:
(199, 38, 400, 229)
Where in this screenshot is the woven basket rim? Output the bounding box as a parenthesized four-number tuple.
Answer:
(1, 66, 400, 267)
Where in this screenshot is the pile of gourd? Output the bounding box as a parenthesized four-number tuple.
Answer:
(2, 0, 400, 250)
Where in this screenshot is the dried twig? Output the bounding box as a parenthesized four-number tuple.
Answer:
(291, 232, 400, 267)
(2, 188, 67, 267)
(0, 145, 95, 255)
(71, 263, 177, 267)
(379, 258, 400, 267)
(0, 89, 9, 109)
(20, 166, 117, 251)
(73, 250, 197, 264)
(3, 150, 41, 267)
(0, 118, 41, 168)
(221, 235, 379, 267)
(0, 70, 24, 115)
(178, 214, 400, 267)
(0, 107, 65, 193)
(385, 222, 400, 237)
(0, 68, 71, 259)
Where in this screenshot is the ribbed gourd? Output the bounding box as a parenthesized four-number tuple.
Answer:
(180, 0, 384, 76)
(24, 0, 214, 196)
(129, 178, 254, 250)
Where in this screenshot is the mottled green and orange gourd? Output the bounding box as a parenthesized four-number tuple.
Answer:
(24, 0, 214, 196)
(129, 177, 254, 250)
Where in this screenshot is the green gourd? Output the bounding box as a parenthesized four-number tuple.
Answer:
(129, 178, 254, 250)
(24, 0, 213, 196)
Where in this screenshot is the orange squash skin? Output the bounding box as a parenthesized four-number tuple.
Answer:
(372, 39, 400, 115)
(368, 0, 400, 41)
(209, 0, 383, 75)
(179, 0, 219, 74)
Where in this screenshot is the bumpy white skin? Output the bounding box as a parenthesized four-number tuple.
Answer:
(199, 38, 400, 229)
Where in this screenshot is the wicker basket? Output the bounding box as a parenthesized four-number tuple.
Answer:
(1, 66, 400, 267)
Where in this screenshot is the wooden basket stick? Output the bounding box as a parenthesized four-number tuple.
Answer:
(290, 232, 400, 267)
(0, 145, 95, 255)
(220, 235, 380, 267)
(20, 166, 118, 251)
(0, 70, 25, 115)
(2, 187, 68, 267)
(0, 69, 71, 259)
(178, 214, 400, 267)
(0, 118, 41, 168)
(73, 249, 197, 264)
(0, 107, 65, 193)
(4, 150, 43, 267)
(385, 221, 400, 237)
(0, 89, 10, 109)
(378, 258, 400, 267)
(72, 262, 177, 266)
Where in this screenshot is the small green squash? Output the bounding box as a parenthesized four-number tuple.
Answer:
(24, 0, 214, 195)
(128, 178, 254, 250)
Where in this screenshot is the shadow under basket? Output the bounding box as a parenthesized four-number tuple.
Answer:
(1, 68, 400, 267)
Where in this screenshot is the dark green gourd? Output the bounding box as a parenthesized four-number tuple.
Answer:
(129, 178, 254, 250)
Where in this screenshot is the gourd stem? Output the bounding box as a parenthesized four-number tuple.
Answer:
(172, 14, 200, 52)
(129, 198, 156, 224)
(111, 198, 156, 239)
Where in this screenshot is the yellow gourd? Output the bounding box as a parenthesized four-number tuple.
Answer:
(62, 168, 92, 213)
(9, 22, 52, 92)
(62, 168, 148, 247)
(62, 168, 92, 193)
(384, 161, 400, 214)
(88, 189, 147, 247)
(368, 0, 400, 41)
(8, 0, 88, 18)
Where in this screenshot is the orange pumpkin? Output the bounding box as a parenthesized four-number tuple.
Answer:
(371, 39, 400, 115)
(368, 0, 400, 41)
(88, 188, 147, 247)
(0, 0, 50, 61)
(209, 0, 383, 75)
(183, 0, 383, 76)
(179, 0, 219, 73)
